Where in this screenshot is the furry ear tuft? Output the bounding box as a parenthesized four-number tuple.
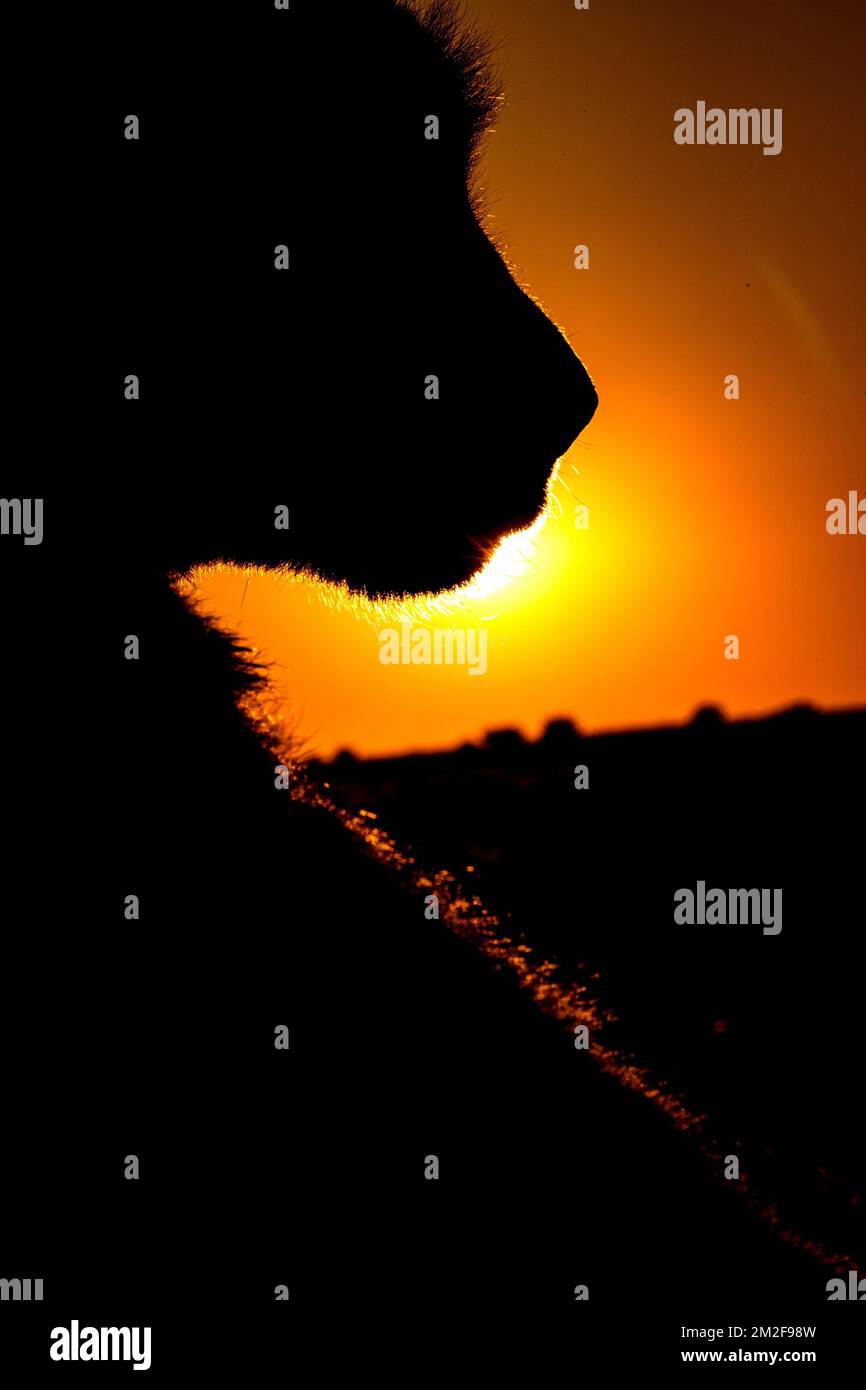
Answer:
(399, 0, 503, 161)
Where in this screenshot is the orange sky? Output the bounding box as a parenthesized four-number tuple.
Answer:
(185, 0, 865, 758)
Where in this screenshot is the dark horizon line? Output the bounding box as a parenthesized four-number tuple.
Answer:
(310, 699, 866, 767)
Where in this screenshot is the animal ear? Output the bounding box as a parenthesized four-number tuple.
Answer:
(409, 0, 502, 134)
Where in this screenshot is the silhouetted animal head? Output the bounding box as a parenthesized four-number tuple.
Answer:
(136, 0, 596, 594)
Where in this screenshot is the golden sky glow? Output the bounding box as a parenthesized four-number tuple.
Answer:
(183, 0, 865, 758)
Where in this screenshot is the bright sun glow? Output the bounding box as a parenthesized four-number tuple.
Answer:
(178, 460, 567, 631)
(460, 503, 551, 603)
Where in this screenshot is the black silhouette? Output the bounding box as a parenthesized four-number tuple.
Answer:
(2, 1, 862, 1375)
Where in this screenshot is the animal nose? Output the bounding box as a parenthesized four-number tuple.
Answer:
(561, 364, 598, 452)
(530, 308, 598, 459)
